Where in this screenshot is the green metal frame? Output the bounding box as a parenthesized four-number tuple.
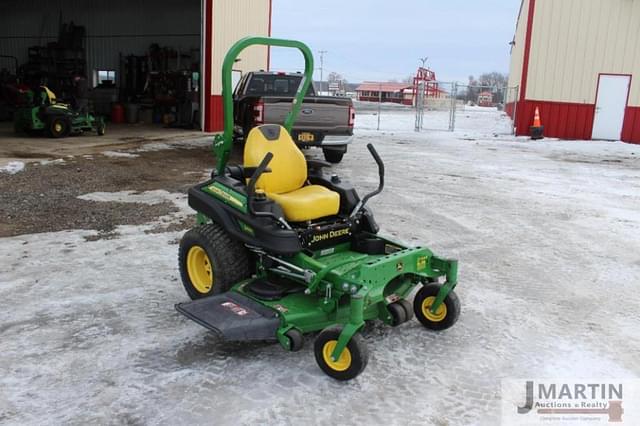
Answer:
(234, 235, 458, 360)
(213, 36, 314, 175)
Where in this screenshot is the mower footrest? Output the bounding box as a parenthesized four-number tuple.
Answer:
(175, 292, 280, 341)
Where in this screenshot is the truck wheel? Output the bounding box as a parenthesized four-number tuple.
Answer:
(178, 223, 250, 300)
(413, 284, 460, 331)
(314, 325, 368, 381)
(323, 148, 344, 164)
(48, 116, 70, 138)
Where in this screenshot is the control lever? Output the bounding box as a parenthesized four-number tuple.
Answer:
(350, 143, 385, 217)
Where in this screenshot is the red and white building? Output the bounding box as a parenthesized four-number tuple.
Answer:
(356, 76, 447, 106)
(1, 0, 272, 133)
(477, 92, 493, 107)
(356, 82, 413, 105)
(203, 0, 272, 132)
(507, 0, 640, 143)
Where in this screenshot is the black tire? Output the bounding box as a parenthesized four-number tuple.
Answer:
(96, 120, 105, 136)
(398, 299, 414, 322)
(323, 148, 344, 164)
(178, 223, 250, 300)
(48, 116, 70, 138)
(413, 284, 460, 331)
(314, 325, 368, 381)
(285, 328, 304, 352)
(387, 302, 407, 326)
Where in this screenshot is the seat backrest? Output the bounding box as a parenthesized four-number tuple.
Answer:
(243, 124, 307, 194)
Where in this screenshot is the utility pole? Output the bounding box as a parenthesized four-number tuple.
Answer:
(318, 50, 327, 94)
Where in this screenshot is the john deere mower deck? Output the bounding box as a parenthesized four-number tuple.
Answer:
(175, 37, 461, 380)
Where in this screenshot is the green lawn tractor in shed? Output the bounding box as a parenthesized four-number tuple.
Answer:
(14, 86, 105, 138)
(175, 37, 461, 380)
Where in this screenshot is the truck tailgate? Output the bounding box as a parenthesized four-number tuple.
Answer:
(263, 98, 352, 134)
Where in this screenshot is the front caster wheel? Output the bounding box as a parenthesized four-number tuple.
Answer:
(314, 326, 368, 381)
(413, 284, 460, 330)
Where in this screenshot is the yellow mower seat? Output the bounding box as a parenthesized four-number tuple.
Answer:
(244, 125, 340, 222)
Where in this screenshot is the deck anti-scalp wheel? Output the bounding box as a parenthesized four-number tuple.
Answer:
(397, 299, 414, 322)
(285, 328, 304, 352)
(314, 325, 368, 381)
(413, 283, 460, 330)
(178, 223, 250, 300)
(387, 302, 407, 326)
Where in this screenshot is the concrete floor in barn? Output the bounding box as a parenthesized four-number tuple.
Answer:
(1, 108, 639, 425)
(0, 121, 210, 168)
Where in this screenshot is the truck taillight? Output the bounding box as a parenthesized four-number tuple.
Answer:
(348, 105, 355, 127)
(254, 101, 264, 125)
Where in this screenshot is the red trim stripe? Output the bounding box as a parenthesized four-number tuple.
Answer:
(203, 0, 213, 131)
(519, 0, 537, 102)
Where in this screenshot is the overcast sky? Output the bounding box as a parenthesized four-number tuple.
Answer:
(270, 0, 521, 84)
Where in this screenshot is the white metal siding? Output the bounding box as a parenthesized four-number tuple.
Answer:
(508, 0, 530, 93)
(210, 0, 270, 95)
(526, 0, 640, 106)
(0, 0, 200, 76)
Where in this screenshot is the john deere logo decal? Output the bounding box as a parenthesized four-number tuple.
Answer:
(396, 262, 404, 271)
(417, 256, 427, 271)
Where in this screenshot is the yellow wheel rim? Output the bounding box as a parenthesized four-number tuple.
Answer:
(186, 246, 214, 293)
(322, 340, 352, 372)
(422, 296, 447, 322)
(54, 123, 63, 133)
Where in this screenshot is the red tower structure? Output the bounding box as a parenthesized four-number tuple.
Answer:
(412, 67, 439, 105)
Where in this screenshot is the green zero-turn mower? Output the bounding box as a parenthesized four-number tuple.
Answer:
(13, 86, 105, 138)
(176, 37, 461, 380)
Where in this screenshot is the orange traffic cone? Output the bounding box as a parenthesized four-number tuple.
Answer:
(530, 107, 544, 140)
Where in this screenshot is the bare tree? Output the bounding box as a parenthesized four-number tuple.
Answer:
(479, 72, 508, 102)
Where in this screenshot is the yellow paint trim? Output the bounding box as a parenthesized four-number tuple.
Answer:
(322, 340, 352, 372)
(421, 296, 447, 322)
(187, 246, 214, 293)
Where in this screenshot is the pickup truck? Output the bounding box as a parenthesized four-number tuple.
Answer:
(233, 71, 355, 163)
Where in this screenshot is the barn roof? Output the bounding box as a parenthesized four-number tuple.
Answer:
(355, 82, 412, 92)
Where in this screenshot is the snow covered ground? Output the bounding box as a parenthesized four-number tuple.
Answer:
(1, 108, 640, 425)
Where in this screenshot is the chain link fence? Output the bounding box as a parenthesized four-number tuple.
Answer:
(356, 84, 520, 135)
(414, 81, 459, 132)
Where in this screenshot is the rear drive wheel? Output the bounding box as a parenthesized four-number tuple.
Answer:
(314, 326, 368, 381)
(48, 116, 70, 138)
(323, 148, 344, 164)
(178, 223, 250, 300)
(413, 283, 460, 330)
